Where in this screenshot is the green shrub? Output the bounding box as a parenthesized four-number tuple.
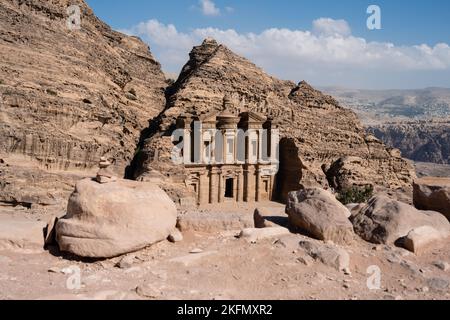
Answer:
(337, 185, 374, 205)
(133, 146, 141, 157)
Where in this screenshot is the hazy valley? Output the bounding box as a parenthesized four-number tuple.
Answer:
(322, 87, 450, 168)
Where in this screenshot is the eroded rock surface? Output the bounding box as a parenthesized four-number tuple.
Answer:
(404, 226, 449, 255)
(0, 0, 166, 175)
(56, 178, 177, 258)
(134, 38, 415, 204)
(413, 177, 450, 220)
(0, 214, 46, 251)
(299, 240, 350, 272)
(0, 154, 90, 210)
(352, 195, 450, 245)
(286, 188, 354, 245)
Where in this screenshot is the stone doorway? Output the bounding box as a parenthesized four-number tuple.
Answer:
(225, 178, 234, 199)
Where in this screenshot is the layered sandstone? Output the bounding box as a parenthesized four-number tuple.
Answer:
(0, 0, 167, 175)
(134, 39, 415, 203)
(413, 177, 450, 220)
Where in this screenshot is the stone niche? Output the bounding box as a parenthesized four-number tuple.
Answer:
(175, 101, 280, 206)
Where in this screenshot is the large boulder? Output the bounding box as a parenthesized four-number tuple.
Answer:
(56, 179, 177, 258)
(254, 207, 288, 228)
(413, 177, 450, 220)
(351, 195, 450, 245)
(403, 226, 448, 255)
(286, 188, 354, 245)
(326, 156, 374, 191)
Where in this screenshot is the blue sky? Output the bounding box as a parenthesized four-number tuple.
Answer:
(86, 0, 450, 89)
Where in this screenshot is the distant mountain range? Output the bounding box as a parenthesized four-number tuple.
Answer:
(321, 87, 450, 165)
(320, 87, 450, 125)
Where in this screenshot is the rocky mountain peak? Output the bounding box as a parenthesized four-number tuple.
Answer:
(202, 37, 219, 47)
(174, 37, 223, 86)
(289, 80, 341, 108)
(136, 39, 415, 202)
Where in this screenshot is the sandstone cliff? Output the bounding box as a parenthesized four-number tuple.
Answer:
(0, 0, 167, 207)
(0, 0, 167, 173)
(134, 39, 415, 203)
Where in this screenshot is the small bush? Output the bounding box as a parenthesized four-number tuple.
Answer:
(133, 146, 142, 158)
(337, 185, 374, 205)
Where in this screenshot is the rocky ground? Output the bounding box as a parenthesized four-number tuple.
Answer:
(415, 162, 450, 178)
(1, 153, 449, 300)
(1, 200, 449, 300)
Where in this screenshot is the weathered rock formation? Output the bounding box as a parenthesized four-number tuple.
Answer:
(0, 214, 46, 251)
(369, 120, 450, 165)
(413, 177, 450, 220)
(0, 153, 89, 209)
(56, 178, 177, 258)
(286, 188, 354, 245)
(0, 0, 166, 175)
(403, 226, 448, 255)
(239, 227, 290, 243)
(254, 207, 288, 228)
(299, 240, 350, 272)
(133, 39, 415, 205)
(95, 157, 118, 184)
(177, 211, 254, 233)
(351, 195, 450, 245)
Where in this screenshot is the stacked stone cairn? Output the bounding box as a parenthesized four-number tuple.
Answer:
(95, 157, 117, 184)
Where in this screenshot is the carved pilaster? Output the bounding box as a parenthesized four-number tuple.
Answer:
(209, 168, 220, 204)
(218, 171, 224, 203)
(237, 169, 244, 202)
(198, 171, 209, 206)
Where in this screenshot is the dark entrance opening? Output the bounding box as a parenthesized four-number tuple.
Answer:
(225, 178, 234, 198)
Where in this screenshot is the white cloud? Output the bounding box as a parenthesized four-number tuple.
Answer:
(199, 0, 220, 16)
(312, 18, 351, 37)
(124, 18, 450, 89)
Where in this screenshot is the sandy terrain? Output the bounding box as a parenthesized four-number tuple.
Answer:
(1, 204, 449, 301)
